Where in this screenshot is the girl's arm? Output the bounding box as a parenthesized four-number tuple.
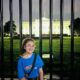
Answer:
(39, 68, 44, 80)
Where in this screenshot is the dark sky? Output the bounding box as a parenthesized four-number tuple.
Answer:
(3, 0, 80, 27)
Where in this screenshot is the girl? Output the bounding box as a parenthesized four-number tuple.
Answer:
(17, 38, 44, 80)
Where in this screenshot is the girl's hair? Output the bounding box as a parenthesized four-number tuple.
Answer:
(21, 38, 35, 55)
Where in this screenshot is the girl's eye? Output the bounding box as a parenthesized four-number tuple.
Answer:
(26, 44, 34, 47)
(27, 44, 30, 47)
(32, 45, 35, 47)
(26, 44, 30, 47)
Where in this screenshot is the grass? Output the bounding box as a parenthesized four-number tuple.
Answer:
(3, 37, 80, 53)
(1, 37, 80, 77)
(3, 37, 80, 63)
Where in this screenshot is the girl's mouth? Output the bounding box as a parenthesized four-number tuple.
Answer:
(29, 48, 33, 51)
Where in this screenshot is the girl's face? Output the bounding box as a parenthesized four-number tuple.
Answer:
(24, 41, 35, 54)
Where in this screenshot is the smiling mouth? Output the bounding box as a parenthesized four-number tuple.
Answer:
(29, 48, 33, 51)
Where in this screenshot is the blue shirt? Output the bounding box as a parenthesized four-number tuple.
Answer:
(17, 53, 44, 79)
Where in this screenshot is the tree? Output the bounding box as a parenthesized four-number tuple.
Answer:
(4, 21, 16, 35)
(69, 17, 80, 36)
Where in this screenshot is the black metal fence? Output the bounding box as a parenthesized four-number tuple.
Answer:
(0, 0, 80, 80)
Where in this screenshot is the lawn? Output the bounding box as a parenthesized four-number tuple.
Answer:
(3, 37, 80, 63)
(1, 36, 80, 77)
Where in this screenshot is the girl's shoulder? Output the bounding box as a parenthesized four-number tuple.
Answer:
(19, 53, 28, 59)
(17, 53, 26, 60)
(17, 56, 23, 64)
(18, 55, 23, 60)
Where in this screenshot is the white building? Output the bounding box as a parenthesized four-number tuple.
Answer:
(22, 17, 70, 36)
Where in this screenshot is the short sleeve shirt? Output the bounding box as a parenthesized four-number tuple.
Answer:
(17, 53, 44, 79)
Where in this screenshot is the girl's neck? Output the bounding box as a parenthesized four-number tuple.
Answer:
(22, 52, 33, 59)
(25, 52, 32, 55)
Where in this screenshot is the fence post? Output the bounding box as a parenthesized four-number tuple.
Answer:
(0, 0, 4, 80)
(9, 0, 14, 79)
(39, 0, 42, 57)
(60, 0, 64, 80)
(19, 0, 23, 52)
(49, 0, 53, 79)
(29, 0, 32, 38)
(70, 0, 75, 79)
